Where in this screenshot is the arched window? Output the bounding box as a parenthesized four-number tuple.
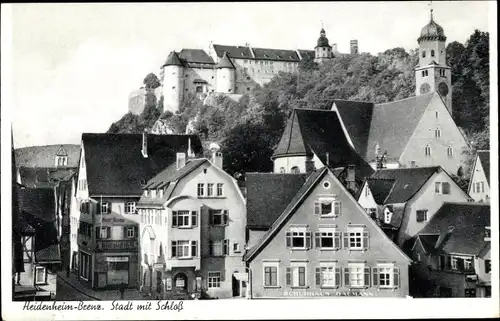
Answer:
(431, 50, 435, 57)
(435, 128, 441, 138)
(447, 146, 454, 157)
(424, 145, 431, 156)
(279, 167, 286, 173)
(291, 166, 300, 174)
(422, 50, 426, 58)
(436, 111, 439, 119)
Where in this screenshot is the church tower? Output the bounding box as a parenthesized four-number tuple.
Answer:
(414, 8, 452, 114)
(314, 28, 333, 64)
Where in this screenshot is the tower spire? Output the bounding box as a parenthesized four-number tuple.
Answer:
(429, 1, 434, 21)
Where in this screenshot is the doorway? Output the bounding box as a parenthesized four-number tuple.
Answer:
(232, 275, 240, 297)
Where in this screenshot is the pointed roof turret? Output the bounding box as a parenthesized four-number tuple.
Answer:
(216, 52, 235, 69)
(163, 51, 183, 67)
(418, 8, 446, 43)
(315, 27, 331, 48)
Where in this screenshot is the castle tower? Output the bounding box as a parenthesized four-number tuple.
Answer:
(216, 52, 235, 93)
(162, 51, 184, 113)
(314, 28, 333, 63)
(414, 9, 452, 114)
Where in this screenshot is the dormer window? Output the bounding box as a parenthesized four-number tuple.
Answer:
(159, 189, 164, 198)
(56, 156, 68, 167)
(145, 190, 150, 197)
(151, 189, 157, 198)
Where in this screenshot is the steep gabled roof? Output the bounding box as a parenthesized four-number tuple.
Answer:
(18, 187, 55, 222)
(216, 52, 235, 69)
(477, 150, 490, 185)
(18, 167, 76, 188)
(15, 144, 80, 168)
(178, 49, 215, 64)
(272, 108, 374, 180)
(333, 100, 374, 155)
(213, 44, 253, 59)
(369, 167, 440, 203)
(246, 173, 309, 229)
(366, 178, 396, 204)
(163, 51, 183, 67)
(82, 133, 203, 196)
(415, 234, 440, 254)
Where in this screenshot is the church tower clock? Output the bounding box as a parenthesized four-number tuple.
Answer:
(414, 9, 452, 115)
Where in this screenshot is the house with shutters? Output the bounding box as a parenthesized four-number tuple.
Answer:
(136, 146, 246, 299)
(73, 132, 203, 290)
(408, 203, 491, 298)
(468, 150, 490, 203)
(357, 166, 471, 248)
(245, 166, 411, 299)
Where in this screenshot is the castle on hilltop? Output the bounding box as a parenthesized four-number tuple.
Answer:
(129, 28, 359, 115)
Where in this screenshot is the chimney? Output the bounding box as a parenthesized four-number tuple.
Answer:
(187, 137, 195, 158)
(305, 156, 315, 173)
(176, 152, 186, 170)
(141, 129, 148, 158)
(210, 142, 223, 169)
(346, 165, 357, 191)
(325, 152, 330, 166)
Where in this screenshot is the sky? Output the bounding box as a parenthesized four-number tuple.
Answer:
(4, 1, 492, 148)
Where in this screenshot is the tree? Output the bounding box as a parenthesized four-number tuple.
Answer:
(143, 73, 161, 90)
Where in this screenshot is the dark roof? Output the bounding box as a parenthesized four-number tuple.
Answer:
(18, 187, 55, 222)
(416, 234, 440, 253)
(82, 133, 203, 196)
(366, 178, 395, 204)
(163, 51, 183, 67)
(418, 16, 446, 43)
(138, 158, 207, 206)
(419, 203, 490, 255)
(36, 244, 61, 262)
(334, 93, 435, 162)
(213, 44, 253, 59)
(297, 50, 316, 59)
(216, 52, 235, 69)
(251, 47, 300, 62)
(272, 108, 374, 180)
(15, 144, 80, 168)
(178, 49, 215, 64)
(369, 167, 440, 203)
(18, 166, 76, 188)
(477, 150, 490, 185)
(246, 173, 309, 229)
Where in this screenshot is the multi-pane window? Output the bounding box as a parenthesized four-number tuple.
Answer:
(314, 229, 341, 249)
(172, 210, 197, 228)
(264, 264, 278, 287)
(126, 226, 135, 238)
(416, 210, 428, 222)
(435, 182, 450, 194)
(344, 227, 368, 250)
(96, 202, 110, 214)
(346, 264, 365, 288)
(435, 128, 441, 138)
(125, 202, 136, 214)
(208, 272, 221, 288)
(171, 240, 196, 258)
(207, 183, 214, 197)
(216, 183, 224, 196)
(316, 264, 340, 288)
(314, 198, 341, 217)
(233, 243, 241, 253)
(35, 266, 46, 284)
(286, 264, 307, 287)
(378, 266, 392, 288)
(286, 227, 311, 249)
(209, 210, 228, 226)
(99, 226, 109, 239)
(373, 265, 400, 288)
(425, 145, 431, 156)
(209, 240, 223, 256)
(197, 183, 204, 197)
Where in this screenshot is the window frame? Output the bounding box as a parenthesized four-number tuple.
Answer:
(216, 183, 224, 196)
(126, 226, 135, 238)
(208, 271, 222, 288)
(125, 202, 136, 214)
(35, 266, 47, 285)
(207, 183, 214, 197)
(318, 262, 339, 288)
(197, 183, 205, 197)
(171, 240, 192, 259)
(289, 262, 307, 288)
(263, 262, 279, 287)
(416, 209, 428, 222)
(377, 263, 394, 289)
(347, 263, 365, 288)
(173, 210, 192, 228)
(345, 226, 367, 251)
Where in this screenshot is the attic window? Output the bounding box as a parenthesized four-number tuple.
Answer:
(323, 181, 331, 189)
(404, 184, 410, 189)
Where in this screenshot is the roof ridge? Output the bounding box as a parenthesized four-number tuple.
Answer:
(294, 107, 334, 112)
(374, 92, 434, 106)
(334, 99, 374, 104)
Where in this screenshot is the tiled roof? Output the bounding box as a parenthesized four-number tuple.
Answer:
(246, 173, 309, 229)
(138, 159, 207, 206)
(213, 44, 253, 59)
(419, 202, 490, 256)
(15, 144, 80, 168)
(272, 108, 374, 180)
(477, 150, 490, 185)
(251, 47, 300, 62)
(334, 93, 435, 162)
(36, 244, 61, 262)
(18, 187, 55, 222)
(297, 50, 315, 59)
(216, 52, 235, 69)
(366, 178, 395, 204)
(178, 49, 215, 64)
(18, 167, 76, 188)
(379, 203, 406, 229)
(82, 133, 203, 196)
(416, 234, 440, 253)
(369, 167, 440, 203)
(163, 51, 183, 67)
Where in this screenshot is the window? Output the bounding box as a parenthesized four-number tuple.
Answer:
(416, 210, 428, 222)
(79, 252, 91, 280)
(476, 182, 481, 194)
(436, 111, 439, 118)
(209, 209, 228, 226)
(425, 145, 431, 156)
(431, 50, 435, 57)
(485, 260, 491, 274)
(216, 183, 224, 196)
(197, 183, 204, 197)
(99, 227, 109, 239)
(264, 264, 278, 287)
(464, 258, 473, 271)
(291, 166, 300, 173)
(172, 210, 197, 228)
(366, 208, 377, 219)
(316, 263, 340, 288)
(126, 226, 135, 238)
(286, 227, 311, 249)
(435, 182, 450, 194)
(447, 146, 453, 157)
(286, 263, 307, 287)
(480, 182, 485, 193)
(209, 240, 223, 256)
(171, 240, 195, 258)
(207, 183, 214, 197)
(314, 198, 341, 217)
(233, 242, 241, 253)
(35, 266, 47, 284)
(125, 202, 136, 214)
(435, 128, 441, 138)
(384, 210, 392, 224)
(208, 272, 221, 288)
(196, 86, 203, 93)
(151, 189, 157, 198)
(314, 228, 341, 250)
(345, 263, 368, 288)
(422, 50, 426, 58)
(344, 227, 368, 250)
(365, 186, 370, 196)
(465, 289, 476, 297)
(96, 202, 109, 214)
(279, 167, 286, 173)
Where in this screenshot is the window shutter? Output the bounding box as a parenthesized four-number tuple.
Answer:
(96, 203, 101, 215)
(334, 231, 341, 250)
(334, 201, 341, 217)
(314, 232, 321, 248)
(343, 231, 349, 249)
(305, 231, 312, 249)
(286, 268, 291, 286)
(372, 268, 379, 287)
(443, 182, 450, 194)
(208, 209, 213, 225)
(220, 269, 225, 282)
(171, 241, 177, 258)
(343, 267, 350, 287)
(208, 240, 213, 256)
(286, 232, 292, 248)
(315, 267, 321, 286)
(191, 241, 197, 257)
(123, 226, 127, 237)
(172, 211, 177, 227)
(134, 226, 138, 238)
(223, 240, 229, 255)
(335, 267, 341, 288)
(364, 267, 370, 287)
(106, 227, 111, 239)
(191, 211, 198, 227)
(363, 230, 369, 250)
(393, 267, 400, 288)
(95, 227, 100, 239)
(314, 201, 321, 215)
(223, 210, 229, 225)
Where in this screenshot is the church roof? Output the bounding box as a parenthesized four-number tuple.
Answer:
(316, 28, 331, 48)
(334, 92, 435, 163)
(216, 52, 235, 69)
(163, 51, 183, 67)
(418, 13, 446, 43)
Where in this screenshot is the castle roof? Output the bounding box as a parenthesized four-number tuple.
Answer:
(216, 52, 235, 69)
(213, 44, 253, 59)
(251, 47, 300, 62)
(418, 12, 446, 43)
(178, 49, 215, 64)
(163, 51, 183, 67)
(316, 28, 331, 48)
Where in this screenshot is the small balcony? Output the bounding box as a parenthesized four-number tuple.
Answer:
(96, 239, 138, 252)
